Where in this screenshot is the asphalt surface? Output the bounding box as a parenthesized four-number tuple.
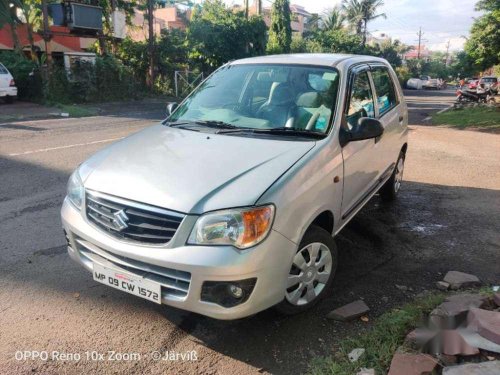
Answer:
(1, 89, 499, 374)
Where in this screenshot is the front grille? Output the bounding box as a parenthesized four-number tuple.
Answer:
(74, 236, 191, 299)
(86, 191, 185, 245)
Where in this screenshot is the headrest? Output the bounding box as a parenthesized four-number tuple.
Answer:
(296, 92, 321, 108)
(269, 84, 294, 105)
(257, 70, 288, 83)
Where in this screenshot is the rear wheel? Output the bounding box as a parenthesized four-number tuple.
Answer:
(275, 225, 338, 315)
(4, 96, 14, 104)
(380, 152, 405, 202)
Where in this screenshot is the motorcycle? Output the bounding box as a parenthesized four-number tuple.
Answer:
(456, 86, 495, 104)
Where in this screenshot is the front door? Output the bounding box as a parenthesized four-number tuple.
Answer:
(340, 67, 380, 221)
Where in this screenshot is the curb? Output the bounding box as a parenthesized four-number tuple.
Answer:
(436, 104, 454, 115)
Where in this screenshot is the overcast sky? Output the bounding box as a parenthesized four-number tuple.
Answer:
(221, 0, 482, 51)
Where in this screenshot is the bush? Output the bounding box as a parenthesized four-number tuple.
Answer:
(395, 66, 411, 88)
(50, 55, 144, 104)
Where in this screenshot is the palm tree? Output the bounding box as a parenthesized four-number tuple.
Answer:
(342, 0, 386, 46)
(360, 0, 386, 46)
(341, 0, 364, 36)
(322, 8, 345, 31)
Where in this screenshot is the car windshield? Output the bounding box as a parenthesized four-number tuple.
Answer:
(168, 64, 340, 135)
(0, 64, 8, 74)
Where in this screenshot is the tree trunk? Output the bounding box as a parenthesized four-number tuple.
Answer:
(25, 20, 38, 61)
(362, 19, 367, 47)
(147, 0, 156, 89)
(9, 21, 23, 55)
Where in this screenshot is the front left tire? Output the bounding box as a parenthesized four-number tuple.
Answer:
(275, 225, 338, 315)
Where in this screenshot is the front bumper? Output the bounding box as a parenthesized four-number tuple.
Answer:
(0, 87, 17, 97)
(61, 198, 296, 320)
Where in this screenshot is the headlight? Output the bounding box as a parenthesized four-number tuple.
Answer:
(67, 169, 84, 209)
(188, 205, 275, 249)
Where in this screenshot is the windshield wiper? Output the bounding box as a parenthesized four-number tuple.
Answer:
(219, 127, 326, 139)
(167, 120, 245, 131)
(165, 121, 191, 127)
(194, 120, 241, 129)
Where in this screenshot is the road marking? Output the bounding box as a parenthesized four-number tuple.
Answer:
(8, 137, 124, 156)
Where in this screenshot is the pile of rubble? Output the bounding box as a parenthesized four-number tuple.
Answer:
(453, 100, 500, 110)
(327, 271, 500, 374)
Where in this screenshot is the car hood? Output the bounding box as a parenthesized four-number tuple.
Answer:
(81, 125, 315, 214)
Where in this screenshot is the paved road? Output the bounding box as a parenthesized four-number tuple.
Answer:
(1, 91, 499, 374)
(404, 88, 457, 125)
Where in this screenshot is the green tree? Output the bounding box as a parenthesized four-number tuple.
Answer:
(322, 8, 345, 31)
(16, 0, 42, 59)
(464, 0, 500, 70)
(342, 0, 386, 46)
(359, 0, 385, 46)
(449, 51, 479, 79)
(305, 28, 364, 54)
(368, 39, 409, 67)
(267, 0, 292, 54)
(342, 0, 363, 35)
(187, 0, 266, 71)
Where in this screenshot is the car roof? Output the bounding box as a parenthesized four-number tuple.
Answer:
(229, 53, 389, 68)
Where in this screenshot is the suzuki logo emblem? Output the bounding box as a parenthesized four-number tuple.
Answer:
(113, 209, 129, 231)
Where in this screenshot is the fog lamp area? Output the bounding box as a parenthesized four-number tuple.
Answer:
(201, 279, 257, 308)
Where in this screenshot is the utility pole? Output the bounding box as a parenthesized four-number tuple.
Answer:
(147, 0, 156, 88)
(244, 0, 249, 19)
(41, 0, 52, 67)
(257, 0, 262, 15)
(445, 40, 451, 67)
(416, 27, 424, 59)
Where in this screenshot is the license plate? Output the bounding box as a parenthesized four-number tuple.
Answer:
(93, 263, 161, 304)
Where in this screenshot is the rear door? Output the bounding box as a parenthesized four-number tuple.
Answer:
(369, 65, 405, 175)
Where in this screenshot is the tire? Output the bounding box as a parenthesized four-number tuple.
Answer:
(275, 225, 338, 315)
(4, 96, 14, 104)
(380, 151, 405, 202)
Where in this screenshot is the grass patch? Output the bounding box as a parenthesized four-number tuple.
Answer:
(432, 106, 500, 131)
(55, 104, 98, 118)
(309, 293, 446, 375)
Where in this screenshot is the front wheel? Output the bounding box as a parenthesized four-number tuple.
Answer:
(380, 152, 405, 202)
(275, 225, 338, 315)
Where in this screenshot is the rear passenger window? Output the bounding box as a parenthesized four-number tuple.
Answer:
(0, 64, 8, 74)
(371, 68, 398, 116)
(346, 71, 375, 129)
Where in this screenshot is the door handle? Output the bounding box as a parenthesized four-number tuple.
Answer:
(399, 115, 404, 122)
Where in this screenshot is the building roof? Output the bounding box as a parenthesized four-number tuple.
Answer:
(290, 4, 311, 17)
(230, 53, 388, 67)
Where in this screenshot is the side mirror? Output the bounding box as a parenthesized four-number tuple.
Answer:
(349, 117, 384, 142)
(166, 102, 178, 118)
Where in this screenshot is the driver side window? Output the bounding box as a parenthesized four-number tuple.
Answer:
(346, 71, 375, 130)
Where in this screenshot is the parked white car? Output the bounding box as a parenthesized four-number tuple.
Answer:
(406, 77, 423, 90)
(406, 75, 438, 90)
(61, 54, 408, 319)
(423, 78, 443, 90)
(0, 63, 17, 103)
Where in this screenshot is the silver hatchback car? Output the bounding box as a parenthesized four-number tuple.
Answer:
(61, 54, 408, 319)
